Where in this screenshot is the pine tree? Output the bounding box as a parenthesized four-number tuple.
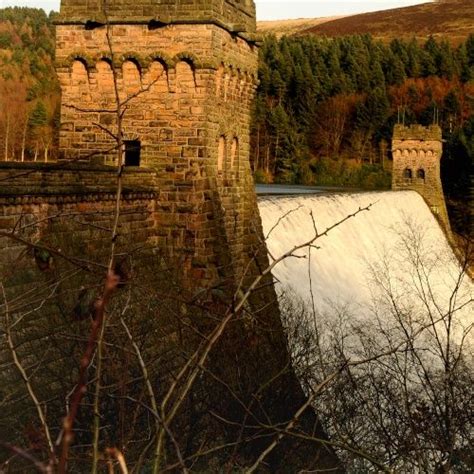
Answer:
(28, 100, 47, 129)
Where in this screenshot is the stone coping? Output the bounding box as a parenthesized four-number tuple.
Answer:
(0, 162, 158, 198)
(0, 186, 157, 197)
(393, 124, 442, 141)
(0, 161, 152, 174)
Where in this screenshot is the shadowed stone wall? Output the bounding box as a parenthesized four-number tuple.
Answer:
(0, 1, 342, 469)
(0, 162, 158, 273)
(392, 124, 451, 234)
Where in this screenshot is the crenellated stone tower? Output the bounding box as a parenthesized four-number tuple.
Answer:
(392, 124, 451, 233)
(55, 0, 261, 287)
(48, 3, 342, 469)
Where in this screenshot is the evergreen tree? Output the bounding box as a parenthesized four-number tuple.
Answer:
(252, 33, 473, 191)
(28, 100, 47, 129)
(466, 34, 474, 66)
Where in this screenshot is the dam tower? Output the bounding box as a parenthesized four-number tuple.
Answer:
(392, 124, 451, 233)
(46, 0, 340, 472)
(55, 0, 261, 286)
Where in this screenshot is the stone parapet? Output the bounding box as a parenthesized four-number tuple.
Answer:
(0, 162, 157, 197)
(56, 0, 256, 34)
(393, 124, 442, 141)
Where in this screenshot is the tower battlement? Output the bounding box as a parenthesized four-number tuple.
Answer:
(392, 124, 450, 233)
(393, 124, 442, 141)
(55, 0, 261, 284)
(56, 0, 256, 35)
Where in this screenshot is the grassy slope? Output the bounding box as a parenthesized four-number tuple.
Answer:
(256, 17, 344, 38)
(298, 0, 474, 42)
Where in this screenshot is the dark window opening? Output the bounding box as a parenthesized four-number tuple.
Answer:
(403, 168, 412, 179)
(417, 168, 425, 180)
(124, 140, 141, 166)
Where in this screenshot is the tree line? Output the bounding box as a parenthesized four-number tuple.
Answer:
(251, 34, 474, 198)
(0, 7, 59, 162)
(0, 9, 472, 232)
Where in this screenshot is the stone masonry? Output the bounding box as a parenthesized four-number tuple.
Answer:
(0, 1, 342, 470)
(392, 124, 451, 233)
(55, 0, 261, 288)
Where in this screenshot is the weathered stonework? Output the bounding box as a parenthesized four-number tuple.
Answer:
(54, 1, 261, 287)
(0, 1, 341, 470)
(56, 0, 257, 36)
(392, 124, 451, 233)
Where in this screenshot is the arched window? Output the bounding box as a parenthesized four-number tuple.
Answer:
(231, 137, 239, 171)
(417, 168, 425, 180)
(403, 168, 412, 179)
(217, 136, 226, 172)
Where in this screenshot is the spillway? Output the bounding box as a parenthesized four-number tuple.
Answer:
(258, 190, 473, 353)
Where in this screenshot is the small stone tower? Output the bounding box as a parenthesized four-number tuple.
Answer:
(392, 124, 450, 233)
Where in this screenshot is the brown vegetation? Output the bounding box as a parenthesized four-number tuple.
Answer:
(257, 17, 344, 38)
(299, 0, 474, 42)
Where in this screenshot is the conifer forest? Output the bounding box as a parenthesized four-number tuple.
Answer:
(0, 7, 473, 233)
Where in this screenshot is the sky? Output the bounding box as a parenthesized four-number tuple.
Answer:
(0, 0, 431, 21)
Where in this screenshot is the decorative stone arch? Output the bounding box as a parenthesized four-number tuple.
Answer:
(217, 134, 227, 173)
(145, 58, 169, 92)
(147, 52, 173, 69)
(216, 63, 225, 97)
(94, 58, 115, 93)
(120, 53, 146, 70)
(70, 58, 90, 86)
(96, 52, 114, 67)
(65, 53, 94, 71)
(230, 136, 240, 173)
(122, 59, 142, 95)
(174, 51, 202, 68)
(173, 55, 197, 94)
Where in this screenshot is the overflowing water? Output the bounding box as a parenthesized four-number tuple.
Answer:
(258, 191, 473, 354)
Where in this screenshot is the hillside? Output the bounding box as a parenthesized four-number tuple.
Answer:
(300, 0, 474, 42)
(257, 17, 344, 38)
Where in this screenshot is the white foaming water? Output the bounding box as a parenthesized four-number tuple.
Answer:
(258, 191, 473, 353)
